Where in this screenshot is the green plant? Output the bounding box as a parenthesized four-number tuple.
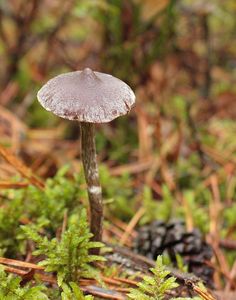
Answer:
(100, 164, 135, 220)
(61, 282, 94, 300)
(0, 167, 85, 257)
(0, 266, 49, 300)
(128, 256, 202, 300)
(128, 255, 178, 299)
(140, 185, 173, 225)
(26, 166, 85, 233)
(176, 190, 209, 234)
(175, 254, 188, 273)
(22, 209, 105, 286)
(0, 191, 25, 256)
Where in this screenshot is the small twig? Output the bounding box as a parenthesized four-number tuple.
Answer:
(187, 281, 216, 300)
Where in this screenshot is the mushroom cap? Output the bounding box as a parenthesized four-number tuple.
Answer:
(37, 68, 135, 123)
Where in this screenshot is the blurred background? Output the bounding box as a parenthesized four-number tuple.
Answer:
(0, 0, 236, 291)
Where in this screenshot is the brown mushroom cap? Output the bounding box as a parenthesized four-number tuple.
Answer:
(37, 68, 135, 123)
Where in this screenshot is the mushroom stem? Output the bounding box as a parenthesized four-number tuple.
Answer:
(80, 122, 103, 244)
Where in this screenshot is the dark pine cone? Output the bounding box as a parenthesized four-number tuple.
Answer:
(133, 219, 214, 287)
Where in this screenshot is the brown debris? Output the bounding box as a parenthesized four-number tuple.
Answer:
(0, 144, 45, 189)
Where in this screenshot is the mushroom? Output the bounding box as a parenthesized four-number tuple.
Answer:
(37, 68, 135, 243)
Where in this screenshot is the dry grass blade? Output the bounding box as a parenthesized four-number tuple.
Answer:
(101, 276, 122, 286)
(190, 282, 217, 300)
(0, 144, 45, 189)
(3, 266, 28, 276)
(209, 175, 230, 287)
(120, 207, 145, 245)
(109, 216, 137, 237)
(0, 257, 44, 270)
(180, 192, 194, 231)
(110, 159, 153, 176)
(0, 105, 27, 150)
(220, 239, 236, 250)
(0, 181, 29, 189)
(225, 260, 236, 291)
(0, 82, 19, 105)
(113, 277, 137, 286)
(136, 106, 153, 161)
